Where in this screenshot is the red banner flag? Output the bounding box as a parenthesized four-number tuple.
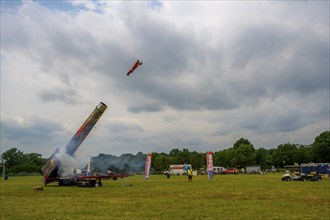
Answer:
(145, 153, 152, 180)
(206, 151, 214, 180)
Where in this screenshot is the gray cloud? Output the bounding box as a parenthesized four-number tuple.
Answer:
(1, 1, 328, 156)
(107, 118, 144, 133)
(39, 87, 81, 104)
(1, 115, 65, 145)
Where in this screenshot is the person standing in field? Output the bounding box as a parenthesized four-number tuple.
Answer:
(187, 168, 193, 182)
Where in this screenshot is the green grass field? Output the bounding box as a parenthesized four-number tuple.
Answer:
(1, 173, 329, 220)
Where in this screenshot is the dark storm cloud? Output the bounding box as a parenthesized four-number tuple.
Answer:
(278, 39, 329, 95)
(124, 76, 239, 113)
(137, 25, 192, 76)
(220, 20, 328, 106)
(242, 111, 305, 134)
(240, 90, 329, 135)
(229, 25, 289, 70)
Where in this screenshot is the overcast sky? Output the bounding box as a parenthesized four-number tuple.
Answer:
(1, 0, 329, 158)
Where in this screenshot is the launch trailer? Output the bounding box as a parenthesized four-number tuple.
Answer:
(57, 173, 130, 187)
(42, 102, 108, 186)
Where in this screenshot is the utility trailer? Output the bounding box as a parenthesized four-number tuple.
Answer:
(58, 173, 129, 187)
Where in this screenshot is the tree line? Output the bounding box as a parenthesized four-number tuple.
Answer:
(0, 148, 46, 175)
(1, 130, 329, 175)
(151, 130, 329, 173)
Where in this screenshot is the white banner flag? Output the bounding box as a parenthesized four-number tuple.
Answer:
(87, 155, 91, 176)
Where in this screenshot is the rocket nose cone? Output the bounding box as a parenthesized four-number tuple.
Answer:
(98, 102, 107, 112)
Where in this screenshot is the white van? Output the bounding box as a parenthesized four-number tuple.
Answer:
(168, 164, 192, 175)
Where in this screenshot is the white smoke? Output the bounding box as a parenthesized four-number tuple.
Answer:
(53, 146, 89, 177)
(91, 152, 147, 173)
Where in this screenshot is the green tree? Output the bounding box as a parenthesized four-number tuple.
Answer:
(255, 148, 268, 169)
(169, 148, 181, 164)
(190, 151, 205, 171)
(295, 145, 313, 164)
(236, 144, 255, 168)
(152, 153, 168, 173)
(214, 148, 239, 168)
(214, 149, 229, 167)
(169, 148, 180, 157)
(1, 148, 47, 174)
(1, 148, 24, 173)
(272, 144, 298, 167)
(179, 148, 191, 164)
(23, 153, 46, 173)
(311, 131, 330, 162)
(233, 138, 253, 149)
(227, 148, 239, 167)
(231, 138, 255, 168)
(213, 151, 222, 166)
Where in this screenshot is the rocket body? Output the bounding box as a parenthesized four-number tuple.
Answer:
(65, 102, 107, 156)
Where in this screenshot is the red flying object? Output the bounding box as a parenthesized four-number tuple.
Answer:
(127, 60, 143, 76)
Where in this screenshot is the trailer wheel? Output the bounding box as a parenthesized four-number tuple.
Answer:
(95, 182, 99, 187)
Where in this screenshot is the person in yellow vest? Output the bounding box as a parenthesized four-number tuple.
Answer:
(187, 168, 193, 182)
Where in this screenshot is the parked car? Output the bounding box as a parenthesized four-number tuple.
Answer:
(212, 166, 226, 174)
(221, 168, 239, 174)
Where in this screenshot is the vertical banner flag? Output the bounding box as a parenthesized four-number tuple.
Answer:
(145, 153, 152, 180)
(206, 151, 214, 180)
(87, 155, 91, 176)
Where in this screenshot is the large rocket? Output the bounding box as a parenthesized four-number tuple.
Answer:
(42, 102, 107, 185)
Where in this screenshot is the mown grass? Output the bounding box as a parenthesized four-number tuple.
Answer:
(1, 173, 329, 219)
